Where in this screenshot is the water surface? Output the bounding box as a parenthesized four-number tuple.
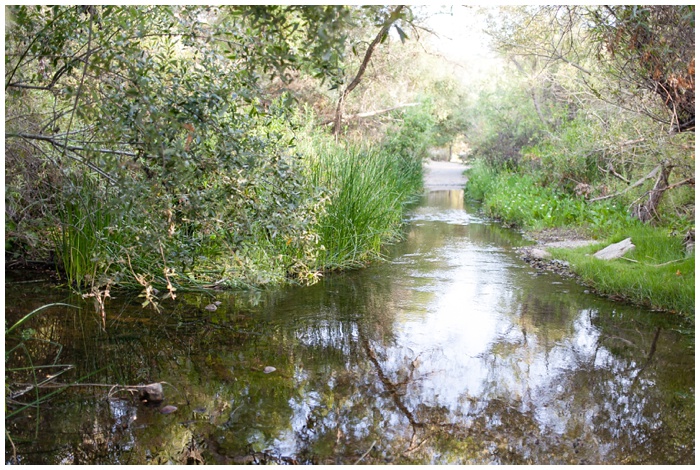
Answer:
(5, 189, 694, 464)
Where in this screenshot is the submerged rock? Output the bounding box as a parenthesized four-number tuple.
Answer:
(160, 405, 178, 414)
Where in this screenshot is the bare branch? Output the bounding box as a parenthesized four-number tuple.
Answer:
(589, 163, 662, 202)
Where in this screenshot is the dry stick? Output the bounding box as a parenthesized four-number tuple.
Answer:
(323, 102, 420, 126)
(651, 258, 686, 267)
(664, 176, 695, 191)
(621, 257, 685, 267)
(7, 433, 18, 465)
(589, 163, 662, 202)
(12, 381, 178, 398)
(353, 440, 376, 465)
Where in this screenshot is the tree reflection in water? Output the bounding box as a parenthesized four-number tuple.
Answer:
(4, 190, 694, 464)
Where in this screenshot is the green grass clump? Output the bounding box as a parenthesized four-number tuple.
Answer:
(303, 137, 422, 271)
(53, 175, 115, 290)
(552, 226, 694, 317)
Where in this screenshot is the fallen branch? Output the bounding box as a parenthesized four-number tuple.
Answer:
(323, 102, 420, 126)
(352, 102, 420, 119)
(599, 164, 630, 184)
(353, 440, 376, 465)
(9, 381, 175, 404)
(650, 258, 686, 267)
(589, 163, 662, 202)
(664, 176, 694, 191)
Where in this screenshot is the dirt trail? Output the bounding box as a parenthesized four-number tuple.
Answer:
(423, 160, 469, 190)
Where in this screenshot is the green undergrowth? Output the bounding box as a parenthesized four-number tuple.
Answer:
(466, 162, 632, 233)
(550, 228, 694, 318)
(465, 161, 695, 321)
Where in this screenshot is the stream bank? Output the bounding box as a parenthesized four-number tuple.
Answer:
(4, 162, 694, 464)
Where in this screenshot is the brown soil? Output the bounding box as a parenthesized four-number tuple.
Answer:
(523, 227, 598, 249)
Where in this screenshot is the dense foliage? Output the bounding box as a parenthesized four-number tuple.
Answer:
(470, 5, 694, 228)
(5, 5, 467, 301)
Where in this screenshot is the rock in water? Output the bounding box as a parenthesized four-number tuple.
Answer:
(139, 382, 165, 403)
(593, 238, 635, 260)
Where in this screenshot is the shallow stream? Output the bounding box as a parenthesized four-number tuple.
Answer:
(5, 188, 694, 464)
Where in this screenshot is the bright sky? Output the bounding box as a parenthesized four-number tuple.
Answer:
(414, 5, 502, 84)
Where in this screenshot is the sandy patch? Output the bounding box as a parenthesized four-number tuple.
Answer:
(423, 160, 469, 190)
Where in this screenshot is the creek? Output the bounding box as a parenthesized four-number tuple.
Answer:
(5, 186, 694, 464)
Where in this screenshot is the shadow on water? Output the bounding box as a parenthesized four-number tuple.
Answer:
(5, 190, 694, 464)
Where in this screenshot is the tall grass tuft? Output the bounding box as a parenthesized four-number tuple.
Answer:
(303, 136, 423, 271)
(53, 174, 114, 290)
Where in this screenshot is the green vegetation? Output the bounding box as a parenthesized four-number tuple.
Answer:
(5, 5, 694, 321)
(462, 6, 694, 321)
(551, 230, 694, 317)
(468, 162, 694, 316)
(303, 138, 422, 271)
(5, 6, 466, 299)
(466, 162, 634, 233)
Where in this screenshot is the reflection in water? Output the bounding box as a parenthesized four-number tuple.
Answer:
(5, 190, 694, 464)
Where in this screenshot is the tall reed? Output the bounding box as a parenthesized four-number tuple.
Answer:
(304, 138, 422, 271)
(53, 174, 114, 290)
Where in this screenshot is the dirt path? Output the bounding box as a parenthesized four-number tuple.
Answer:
(423, 160, 469, 190)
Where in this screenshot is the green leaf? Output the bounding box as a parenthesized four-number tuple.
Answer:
(394, 24, 408, 43)
(6, 303, 80, 335)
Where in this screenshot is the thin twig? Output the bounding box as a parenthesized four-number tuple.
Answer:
(651, 258, 686, 267)
(353, 440, 376, 465)
(6, 432, 18, 464)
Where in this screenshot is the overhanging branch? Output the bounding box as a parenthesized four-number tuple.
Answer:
(323, 102, 420, 126)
